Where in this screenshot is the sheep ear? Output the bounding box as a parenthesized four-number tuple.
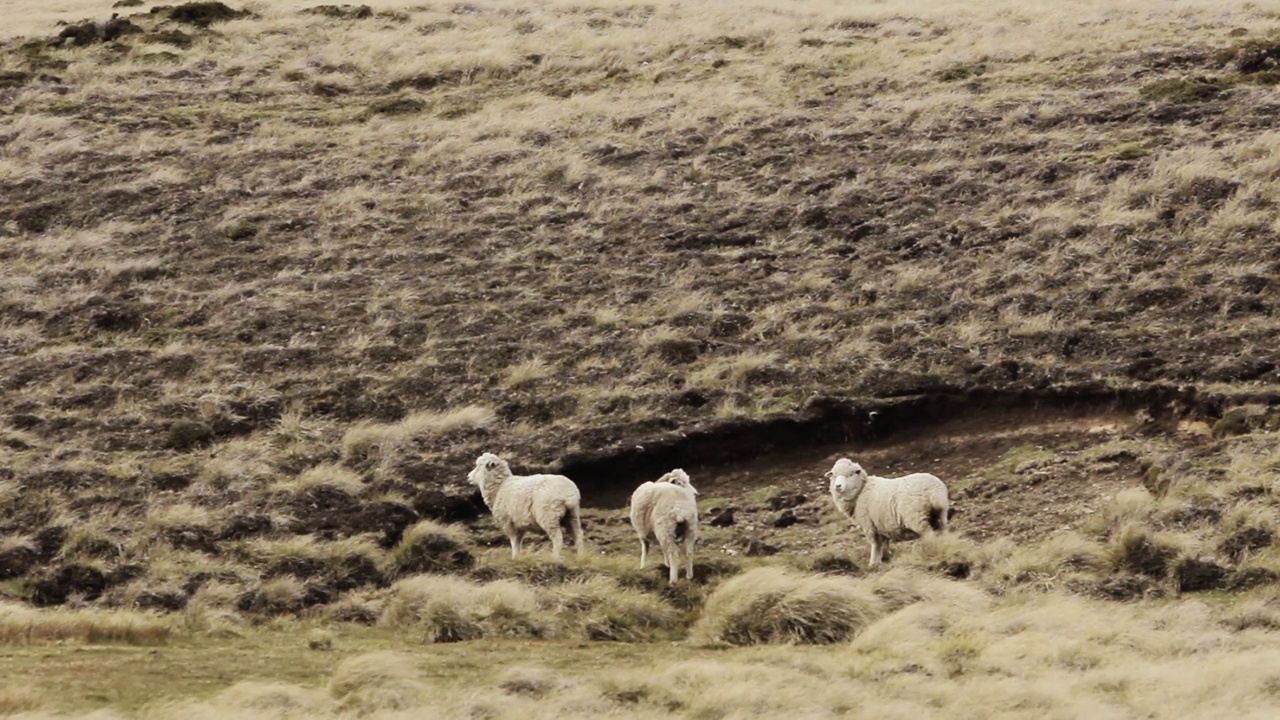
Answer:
(823, 471, 834, 479)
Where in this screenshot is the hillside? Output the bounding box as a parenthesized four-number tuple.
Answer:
(4, 0, 1280, 716)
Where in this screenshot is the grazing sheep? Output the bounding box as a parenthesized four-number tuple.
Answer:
(827, 458, 950, 567)
(467, 452, 584, 561)
(629, 469, 699, 583)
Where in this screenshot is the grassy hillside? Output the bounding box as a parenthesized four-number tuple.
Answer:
(4, 0, 1280, 716)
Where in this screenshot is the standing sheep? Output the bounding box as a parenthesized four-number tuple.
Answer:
(629, 469, 699, 583)
(467, 452, 584, 561)
(826, 458, 951, 567)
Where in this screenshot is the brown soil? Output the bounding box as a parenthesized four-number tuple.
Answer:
(649, 403, 1162, 546)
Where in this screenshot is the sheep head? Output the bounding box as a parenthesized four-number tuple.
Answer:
(468, 452, 512, 487)
(657, 468, 698, 495)
(827, 458, 868, 499)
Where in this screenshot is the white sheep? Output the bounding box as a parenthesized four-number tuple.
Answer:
(629, 469, 699, 583)
(467, 452, 584, 561)
(826, 458, 950, 567)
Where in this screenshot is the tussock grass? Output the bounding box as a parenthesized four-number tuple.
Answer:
(341, 406, 495, 462)
(145, 503, 216, 532)
(553, 576, 682, 641)
(382, 520, 474, 579)
(692, 566, 884, 646)
(0, 602, 174, 645)
(282, 462, 366, 496)
(379, 574, 548, 642)
(329, 651, 426, 713)
(1107, 521, 1185, 579)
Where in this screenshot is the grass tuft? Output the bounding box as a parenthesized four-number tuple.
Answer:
(692, 567, 883, 646)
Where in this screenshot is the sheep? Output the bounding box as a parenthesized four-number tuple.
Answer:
(467, 452, 584, 561)
(826, 458, 951, 567)
(629, 469, 699, 583)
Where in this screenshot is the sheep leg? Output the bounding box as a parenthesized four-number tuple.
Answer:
(684, 537, 695, 581)
(548, 525, 565, 562)
(571, 509, 585, 558)
(509, 531, 524, 560)
(638, 536, 649, 569)
(868, 535, 885, 567)
(657, 537, 678, 583)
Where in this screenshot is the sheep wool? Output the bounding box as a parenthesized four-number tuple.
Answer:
(827, 458, 950, 567)
(629, 469, 699, 583)
(468, 452, 585, 561)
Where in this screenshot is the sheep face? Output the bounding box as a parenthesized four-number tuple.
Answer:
(827, 459, 868, 499)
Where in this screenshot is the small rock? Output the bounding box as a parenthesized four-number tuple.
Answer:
(772, 510, 799, 528)
(743, 538, 778, 557)
(709, 508, 736, 527)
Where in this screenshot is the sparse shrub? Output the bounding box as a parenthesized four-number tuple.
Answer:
(383, 520, 474, 579)
(692, 567, 884, 646)
(329, 651, 426, 713)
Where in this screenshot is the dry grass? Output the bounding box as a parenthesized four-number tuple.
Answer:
(0, 602, 174, 645)
(5, 0, 1280, 715)
(379, 574, 549, 641)
(692, 566, 884, 646)
(10, 589, 1280, 718)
